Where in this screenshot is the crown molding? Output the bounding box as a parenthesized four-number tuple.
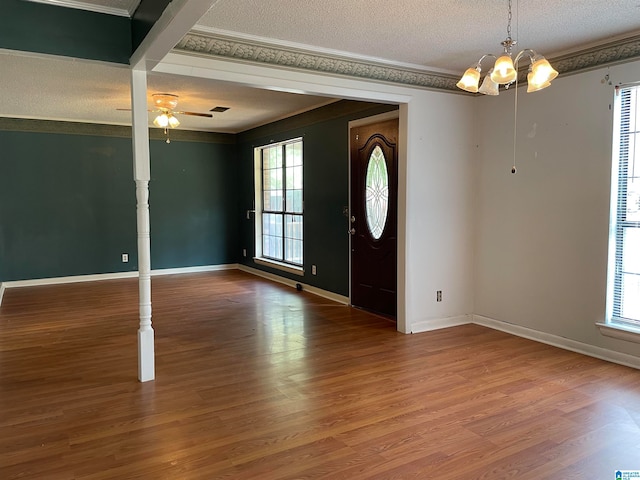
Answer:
(174, 30, 640, 93)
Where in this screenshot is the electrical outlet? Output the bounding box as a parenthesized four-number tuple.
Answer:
(436, 290, 442, 302)
(312, 265, 317, 275)
(243, 248, 247, 257)
(122, 253, 129, 263)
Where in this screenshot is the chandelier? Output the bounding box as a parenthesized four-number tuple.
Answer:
(456, 0, 558, 95)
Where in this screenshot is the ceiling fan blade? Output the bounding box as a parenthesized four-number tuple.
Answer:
(178, 111, 213, 118)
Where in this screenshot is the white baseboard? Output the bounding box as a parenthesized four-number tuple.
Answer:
(238, 264, 349, 305)
(150, 264, 239, 276)
(0, 264, 239, 307)
(2, 271, 139, 291)
(411, 314, 471, 333)
(0, 264, 346, 307)
(473, 314, 640, 370)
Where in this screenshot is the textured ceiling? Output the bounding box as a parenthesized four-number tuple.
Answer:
(196, 0, 640, 73)
(0, 51, 335, 133)
(5, 0, 640, 133)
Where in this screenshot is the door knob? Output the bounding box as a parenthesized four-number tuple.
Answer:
(350, 216, 356, 223)
(349, 228, 356, 235)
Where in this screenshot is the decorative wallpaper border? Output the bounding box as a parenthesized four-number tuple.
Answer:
(0, 117, 236, 143)
(175, 31, 640, 92)
(175, 32, 459, 91)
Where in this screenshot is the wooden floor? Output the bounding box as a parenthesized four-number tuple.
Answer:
(1, 270, 639, 479)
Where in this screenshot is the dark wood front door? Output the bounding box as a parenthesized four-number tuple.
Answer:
(350, 118, 398, 318)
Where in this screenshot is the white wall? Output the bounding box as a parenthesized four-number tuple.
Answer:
(475, 60, 640, 359)
(404, 92, 476, 332)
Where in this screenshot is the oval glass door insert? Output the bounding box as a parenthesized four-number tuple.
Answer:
(365, 145, 389, 240)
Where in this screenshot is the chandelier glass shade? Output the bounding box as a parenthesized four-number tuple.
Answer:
(478, 70, 500, 95)
(490, 54, 518, 84)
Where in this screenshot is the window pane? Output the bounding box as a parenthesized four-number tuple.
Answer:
(293, 165, 303, 190)
(271, 191, 283, 212)
(262, 213, 274, 235)
(285, 214, 303, 240)
(285, 238, 303, 265)
(264, 145, 282, 169)
(286, 142, 302, 166)
(622, 227, 640, 273)
(284, 214, 303, 265)
(627, 175, 640, 221)
(294, 190, 303, 213)
(263, 169, 271, 190)
(286, 190, 303, 214)
(621, 273, 640, 321)
(365, 145, 389, 240)
(263, 152, 283, 212)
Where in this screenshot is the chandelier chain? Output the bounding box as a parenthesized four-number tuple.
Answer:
(507, 0, 512, 40)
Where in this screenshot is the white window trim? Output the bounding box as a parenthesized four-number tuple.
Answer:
(596, 322, 640, 343)
(253, 138, 304, 275)
(603, 83, 640, 344)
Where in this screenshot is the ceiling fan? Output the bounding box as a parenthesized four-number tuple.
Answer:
(119, 93, 214, 143)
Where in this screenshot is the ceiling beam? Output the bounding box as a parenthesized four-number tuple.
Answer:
(130, 0, 218, 71)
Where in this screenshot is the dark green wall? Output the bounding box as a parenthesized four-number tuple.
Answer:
(149, 140, 239, 269)
(0, 122, 238, 282)
(0, 100, 397, 298)
(2, 0, 131, 64)
(237, 100, 398, 297)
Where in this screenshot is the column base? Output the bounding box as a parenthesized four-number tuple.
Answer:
(138, 328, 155, 382)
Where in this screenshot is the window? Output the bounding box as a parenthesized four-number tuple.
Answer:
(365, 145, 389, 240)
(254, 138, 303, 272)
(606, 85, 640, 334)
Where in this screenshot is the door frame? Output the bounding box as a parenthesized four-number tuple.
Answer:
(348, 110, 406, 333)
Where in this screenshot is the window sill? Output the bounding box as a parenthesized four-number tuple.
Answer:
(596, 322, 640, 344)
(253, 257, 304, 276)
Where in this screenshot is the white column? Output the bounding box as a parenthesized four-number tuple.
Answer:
(131, 68, 154, 382)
